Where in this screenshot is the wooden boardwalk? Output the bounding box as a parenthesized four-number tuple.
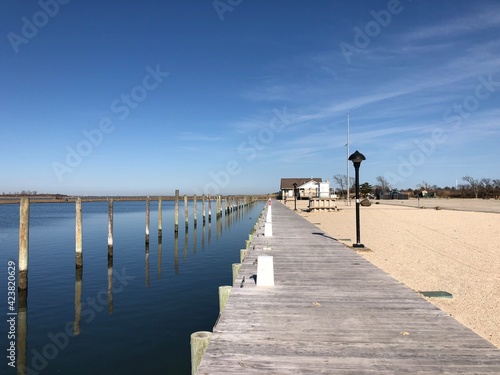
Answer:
(197, 201, 500, 374)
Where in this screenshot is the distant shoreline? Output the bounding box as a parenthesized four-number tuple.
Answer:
(0, 194, 269, 205)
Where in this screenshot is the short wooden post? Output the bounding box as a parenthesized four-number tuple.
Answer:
(217, 195, 222, 218)
(191, 331, 212, 375)
(158, 197, 163, 241)
(18, 197, 29, 290)
(218, 286, 232, 313)
(240, 249, 247, 262)
(232, 263, 242, 285)
(108, 198, 113, 258)
(145, 197, 150, 245)
(174, 189, 179, 233)
(193, 194, 197, 228)
(75, 197, 83, 269)
(184, 195, 188, 229)
(202, 194, 206, 224)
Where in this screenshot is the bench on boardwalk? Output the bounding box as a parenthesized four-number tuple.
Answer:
(308, 198, 338, 211)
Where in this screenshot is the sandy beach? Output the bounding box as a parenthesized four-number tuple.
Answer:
(285, 198, 500, 348)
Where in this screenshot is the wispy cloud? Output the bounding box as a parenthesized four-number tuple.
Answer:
(402, 8, 500, 43)
(175, 132, 224, 142)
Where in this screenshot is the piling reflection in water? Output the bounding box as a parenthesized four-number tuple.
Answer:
(216, 213, 222, 239)
(202, 223, 206, 250)
(145, 245, 150, 288)
(74, 267, 82, 335)
(107, 256, 113, 315)
(174, 234, 179, 274)
(9, 195, 261, 374)
(193, 226, 197, 255)
(157, 239, 162, 279)
(18, 289, 27, 375)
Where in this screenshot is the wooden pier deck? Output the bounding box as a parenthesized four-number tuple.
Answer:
(197, 200, 500, 374)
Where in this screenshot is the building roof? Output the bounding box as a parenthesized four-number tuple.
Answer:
(280, 178, 322, 189)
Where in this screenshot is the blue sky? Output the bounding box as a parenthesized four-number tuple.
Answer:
(1, 0, 499, 195)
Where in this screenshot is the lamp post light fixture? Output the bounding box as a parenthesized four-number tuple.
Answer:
(348, 150, 366, 248)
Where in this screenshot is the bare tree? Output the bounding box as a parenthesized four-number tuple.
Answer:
(481, 178, 492, 198)
(417, 180, 431, 191)
(375, 176, 391, 193)
(462, 176, 481, 198)
(333, 174, 347, 199)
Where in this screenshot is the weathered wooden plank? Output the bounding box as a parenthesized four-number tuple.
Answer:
(197, 201, 500, 374)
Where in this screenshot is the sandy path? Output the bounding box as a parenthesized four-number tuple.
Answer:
(286, 199, 500, 348)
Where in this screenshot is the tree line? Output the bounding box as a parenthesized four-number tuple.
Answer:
(333, 175, 500, 199)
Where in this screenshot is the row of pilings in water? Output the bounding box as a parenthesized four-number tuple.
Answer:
(12, 192, 257, 375)
(17, 192, 257, 293)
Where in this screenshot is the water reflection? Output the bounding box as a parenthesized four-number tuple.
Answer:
(174, 234, 179, 274)
(4, 199, 263, 375)
(108, 257, 113, 314)
(193, 226, 197, 255)
(17, 290, 27, 375)
(202, 223, 206, 250)
(145, 246, 150, 288)
(157, 239, 162, 279)
(216, 215, 222, 239)
(74, 267, 82, 335)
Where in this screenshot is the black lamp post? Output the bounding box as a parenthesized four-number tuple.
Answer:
(293, 183, 298, 211)
(348, 150, 366, 248)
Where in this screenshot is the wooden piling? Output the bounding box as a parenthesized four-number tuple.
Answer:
(75, 197, 83, 269)
(184, 195, 188, 229)
(232, 263, 242, 285)
(218, 286, 232, 313)
(193, 194, 197, 228)
(191, 331, 213, 375)
(208, 196, 212, 223)
(202, 194, 206, 224)
(145, 196, 150, 245)
(108, 198, 113, 257)
(174, 189, 179, 233)
(217, 195, 222, 218)
(158, 197, 163, 240)
(18, 197, 29, 290)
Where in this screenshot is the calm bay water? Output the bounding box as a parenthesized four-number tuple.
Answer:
(1, 200, 264, 374)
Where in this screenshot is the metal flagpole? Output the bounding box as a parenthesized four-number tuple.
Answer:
(346, 112, 350, 206)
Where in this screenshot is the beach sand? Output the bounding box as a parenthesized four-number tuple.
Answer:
(285, 198, 500, 348)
